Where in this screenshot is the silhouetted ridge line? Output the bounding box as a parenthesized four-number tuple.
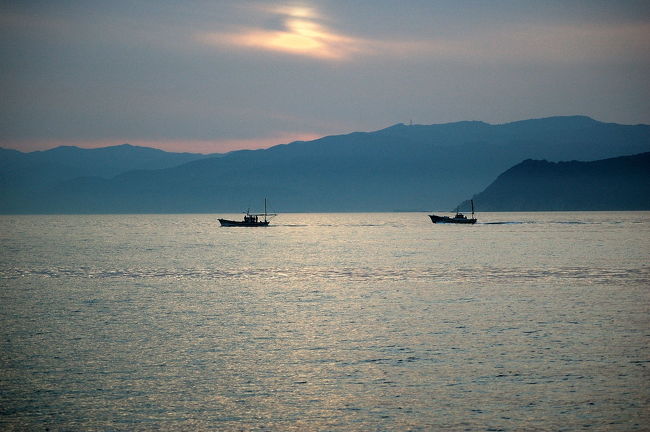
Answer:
(1, 116, 649, 213)
(463, 152, 650, 211)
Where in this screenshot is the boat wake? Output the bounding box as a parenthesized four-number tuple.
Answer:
(480, 221, 528, 225)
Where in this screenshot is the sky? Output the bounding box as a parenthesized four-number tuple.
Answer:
(1, 0, 649, 153)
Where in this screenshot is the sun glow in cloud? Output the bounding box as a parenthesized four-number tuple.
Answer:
(197, 4, 365, 60)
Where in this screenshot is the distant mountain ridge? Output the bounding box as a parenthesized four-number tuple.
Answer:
(0, 143, 215, 179)
(463, 152, 650, 211)
(1, 116, 649, 213)
(0, 144, 218, 213)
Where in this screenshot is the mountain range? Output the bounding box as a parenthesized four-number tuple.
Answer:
(1, 116, 649, 213)
(0, 143, 215, 186)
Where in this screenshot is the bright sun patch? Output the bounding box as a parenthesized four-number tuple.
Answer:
(197, 4, 364, 60)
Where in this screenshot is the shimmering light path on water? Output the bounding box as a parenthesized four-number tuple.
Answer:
(1, 212, 649, 430)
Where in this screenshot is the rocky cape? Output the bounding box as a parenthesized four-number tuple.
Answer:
(1, 116, 649, 213)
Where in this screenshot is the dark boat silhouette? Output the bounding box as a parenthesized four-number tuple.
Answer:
(429, 200, 477, 224)
(218, 199, 276, 227)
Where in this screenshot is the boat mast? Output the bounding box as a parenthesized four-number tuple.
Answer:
(471, 199, 475, 218)
(264, 198, 267, 223)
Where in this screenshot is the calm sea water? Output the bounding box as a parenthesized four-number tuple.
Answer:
(1, 212, 649, 431)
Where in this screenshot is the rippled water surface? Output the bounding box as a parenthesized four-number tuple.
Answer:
(1, 212, 649, 430)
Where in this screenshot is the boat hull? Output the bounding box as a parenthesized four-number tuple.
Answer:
(429, 215, 477, 224)
(218, 219, 270, 227)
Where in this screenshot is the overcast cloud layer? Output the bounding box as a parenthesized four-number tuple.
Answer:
(2, 0, 649, 153)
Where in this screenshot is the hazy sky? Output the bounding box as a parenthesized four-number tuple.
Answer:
(2, 0, 649, 153)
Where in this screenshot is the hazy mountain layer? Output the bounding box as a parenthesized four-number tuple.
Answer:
(1, 116, 649, 213)
(0, 145, 215, 211)
(0, 144, 214, 187)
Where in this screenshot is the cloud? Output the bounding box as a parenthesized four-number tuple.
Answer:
(196, 4, 368, 61)
(195, 2, 650, 67)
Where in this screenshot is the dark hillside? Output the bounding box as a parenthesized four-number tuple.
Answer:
(465, 152, 650, 211)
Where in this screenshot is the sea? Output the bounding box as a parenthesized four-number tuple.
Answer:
(1, 212, 649, 431)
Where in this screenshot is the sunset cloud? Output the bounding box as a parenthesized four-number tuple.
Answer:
(196, 4, 367, 60)
(195, 3, 650, 67)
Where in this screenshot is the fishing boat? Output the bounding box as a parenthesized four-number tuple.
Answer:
(218, 199, 276, 227)
(429, 200, 477, 224)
